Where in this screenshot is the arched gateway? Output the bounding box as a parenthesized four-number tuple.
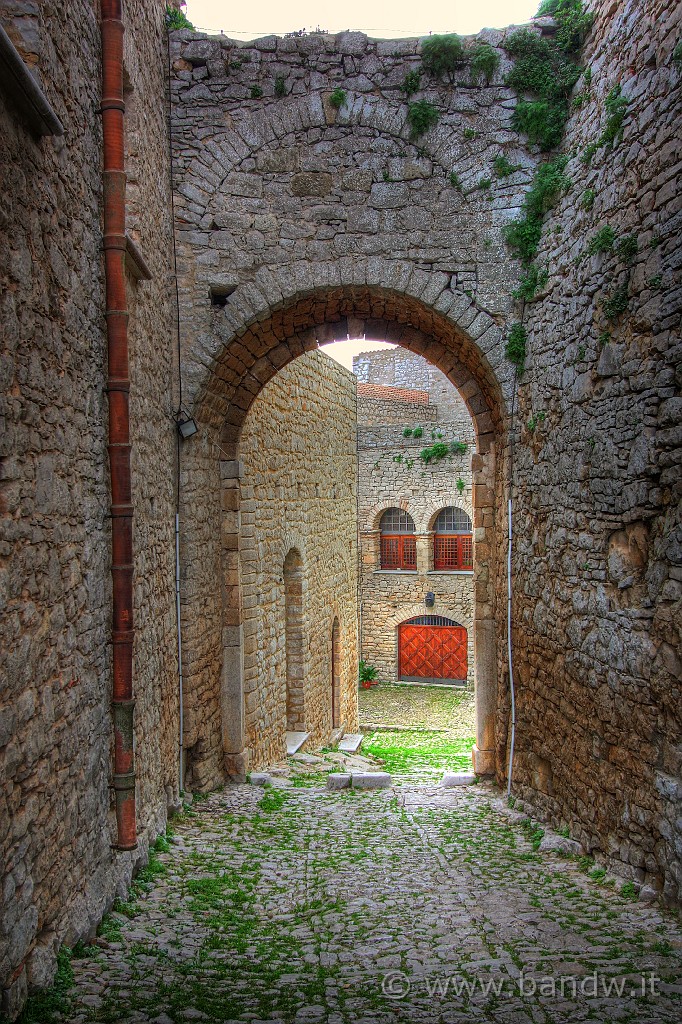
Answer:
(169, 30, 527, 788)
(178, 274, 510, 785)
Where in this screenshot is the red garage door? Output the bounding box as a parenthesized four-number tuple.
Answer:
(398, 615, 468, 684)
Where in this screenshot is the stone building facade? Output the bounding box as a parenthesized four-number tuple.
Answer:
(355, 350, 475, 685)
(0, 0, 180, 1011)
(1, 0, 681, 1014)
(238, 350, 359, 767)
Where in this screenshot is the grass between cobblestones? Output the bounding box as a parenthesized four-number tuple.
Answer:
(14, 775, 681, 1024)
(362, 729, 475, 779)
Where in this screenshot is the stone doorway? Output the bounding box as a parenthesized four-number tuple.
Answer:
(179, 275, 512, 786)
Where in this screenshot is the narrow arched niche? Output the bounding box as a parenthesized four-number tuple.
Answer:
(283, 548, 305, 733)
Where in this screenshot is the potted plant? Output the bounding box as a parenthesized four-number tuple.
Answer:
(359, 660, 379, 690)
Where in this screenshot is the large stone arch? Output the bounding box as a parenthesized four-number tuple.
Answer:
(187, 264, 513, 450)
(170, 31, 523, 787)
(178, 273, 508, 785)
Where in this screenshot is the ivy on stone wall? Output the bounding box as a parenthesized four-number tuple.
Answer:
(502, 0, 593, 369)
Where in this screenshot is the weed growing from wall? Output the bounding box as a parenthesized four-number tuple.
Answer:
(407, 99, 439, 138)
(536, 0, 594, 53)
(469, 42, 500, 83)
(493, 155, 522, 178)
(329, 88, 347, 109)
(585, 225, 616, 256)
(166, 5, 194, 29)
(401, 70, 421, 96)
(503, 28, 582, 151)
(420, 34, 467, 79)
(513, 264, 549, 301)
(503, 156, 570, 265)
(505, 323, 528, 371)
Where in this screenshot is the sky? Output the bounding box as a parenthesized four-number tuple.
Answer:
(183, 0, 540, 39)
(319, 339, 396, 372)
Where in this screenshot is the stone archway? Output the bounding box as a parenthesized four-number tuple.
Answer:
(178, 273, 509, 785)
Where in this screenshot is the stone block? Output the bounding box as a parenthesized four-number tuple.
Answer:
(440, 772, 475, 787)
(249, 772, 271, 786)
(538, 834, 584, 857)
(326, 773, 352, 790)
(351, 772, 392, 789)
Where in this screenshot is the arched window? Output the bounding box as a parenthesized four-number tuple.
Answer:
(433, 507, 473, 571)
(379, 508, 416, 570)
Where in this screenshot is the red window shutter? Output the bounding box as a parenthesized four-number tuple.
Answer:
(381, 536, 400, 569)
(433, 534, 473, 570)
(460, 535, 473, 569)
(381, 535, 416, 570)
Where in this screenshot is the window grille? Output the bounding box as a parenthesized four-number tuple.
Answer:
(434, 507, 471, 533)
(433, 507, 473, 570)
(379, 508, 416, 534)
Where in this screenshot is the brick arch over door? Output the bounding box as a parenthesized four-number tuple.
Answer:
(179, 273, 507, 786)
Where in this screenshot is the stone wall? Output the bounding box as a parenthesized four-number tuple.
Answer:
(239, 350, 359, 765)
(355, 347, 469, 420)
(505, 0, 682, 902)
(356, 352, 476, 685)
(0, 0, 178, 1011)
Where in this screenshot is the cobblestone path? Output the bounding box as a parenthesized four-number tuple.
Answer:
(60, 781, 681, 1024)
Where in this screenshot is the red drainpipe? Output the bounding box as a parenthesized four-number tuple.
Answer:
(101, 0, 136, 850)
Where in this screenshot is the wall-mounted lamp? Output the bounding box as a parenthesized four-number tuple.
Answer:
(425, 591, 435, 608)
(177, 413, 198, 440)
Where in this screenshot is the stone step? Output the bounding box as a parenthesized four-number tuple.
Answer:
(285, 731, 310, 755)
(338, 732, 364, 753)
(440, 772, 475, 787)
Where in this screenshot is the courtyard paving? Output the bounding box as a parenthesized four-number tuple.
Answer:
(43, 770, 682, 1024)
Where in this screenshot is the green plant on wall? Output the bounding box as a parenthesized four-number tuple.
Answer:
(250, 85, 263, 99)
(456, 477, 465, 494)
(513, 263, 549, 301)
(503, 26, 582, 151)
(527, 410, 546, 433)
(581, 188, 595, 210)
(469, 42, 500, 83)
(493, 154, 521, 178)
(329, 87, 347, 109)
(401, 70, 421, 96)
(505, 323, 528, 372)
(274, 76, 287, 97)
(407, 99, 439, 138)
(503, 156, 570, 265)
(166, 4, 194, 29)
(419, 440, 467, 466)
(602, 283, 629, 321)
(585, 225, 616, 256)
(616, 234, 638, 264)
(536, 0, 594, 53)
(420, 34, 466, 79)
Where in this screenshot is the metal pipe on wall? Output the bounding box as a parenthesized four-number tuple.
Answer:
(101, 0, 136, 849)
